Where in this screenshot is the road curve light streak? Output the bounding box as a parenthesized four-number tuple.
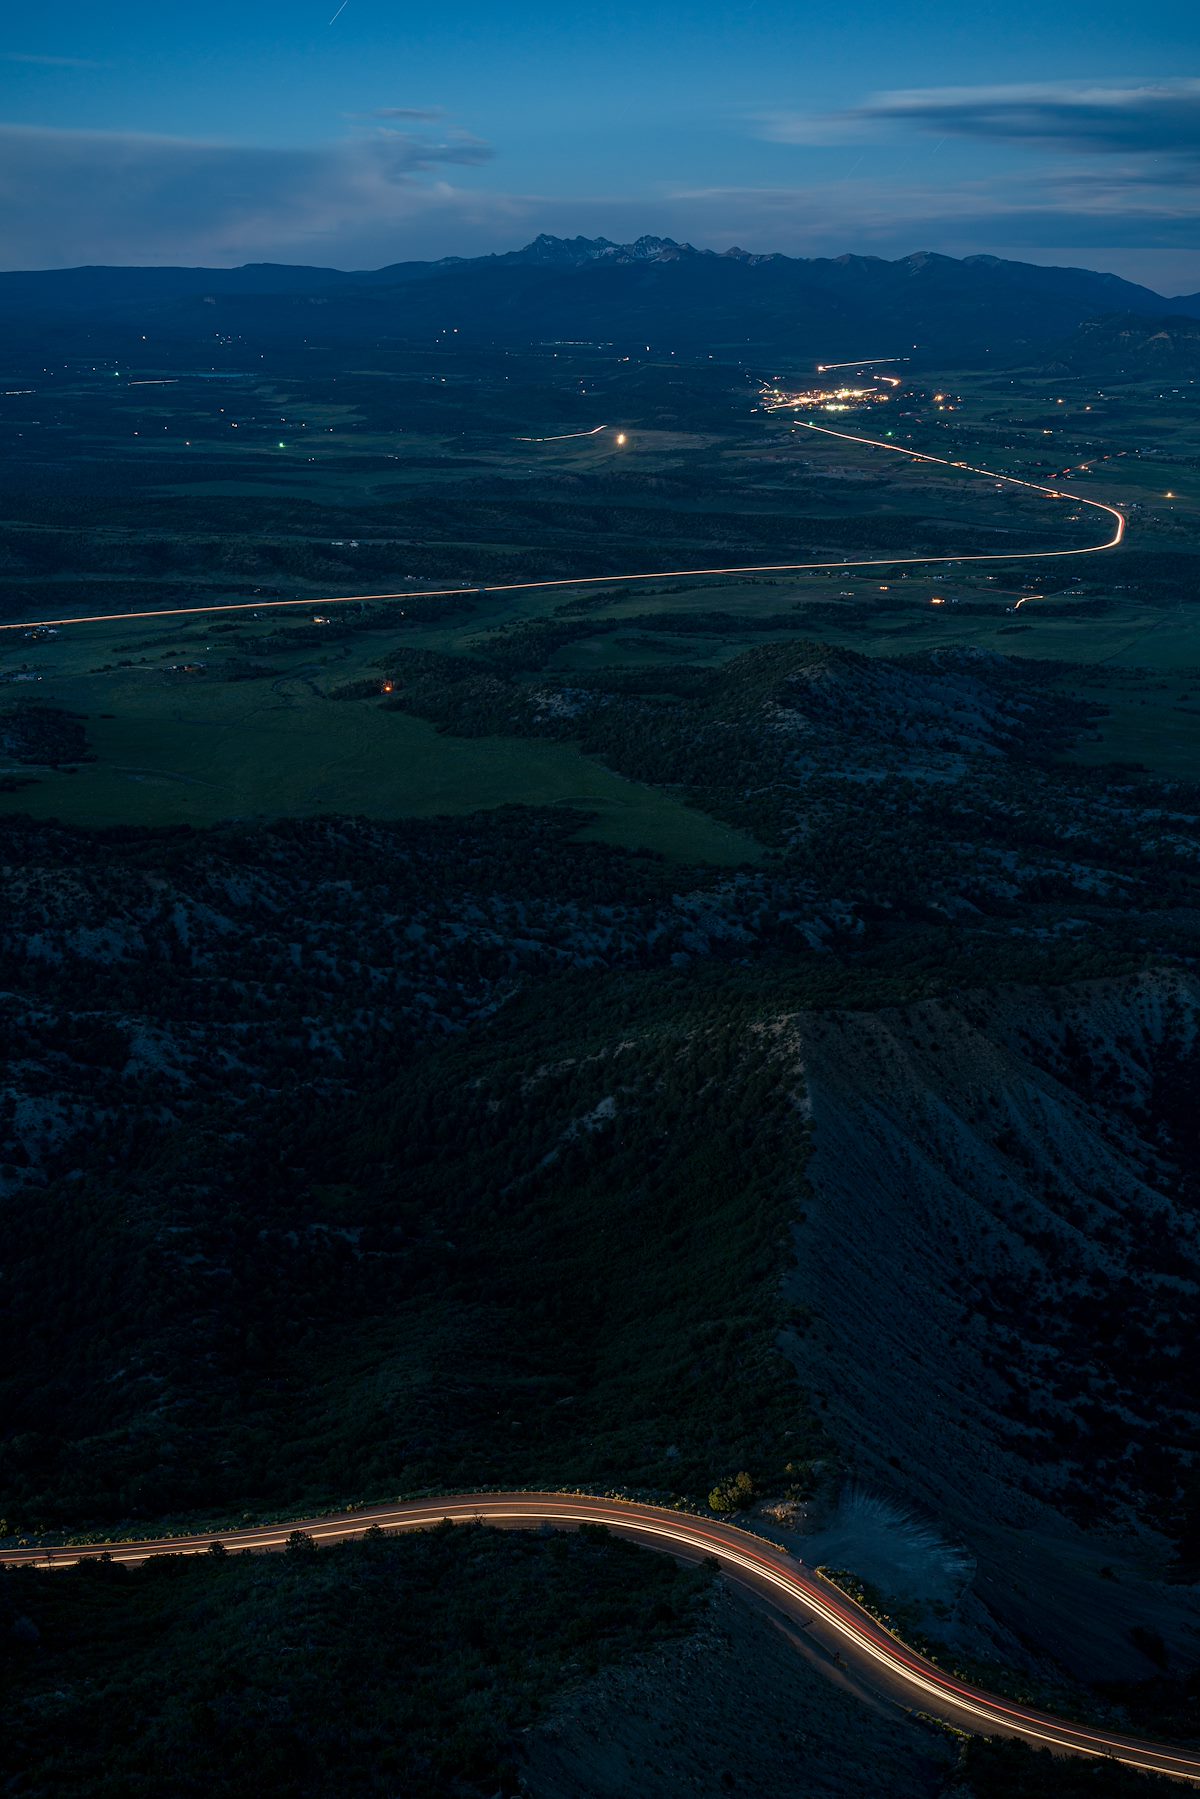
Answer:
(4, 1492, 1198, 1782)
(513, 423, 610, 442)
(0, 421, 1126, 636)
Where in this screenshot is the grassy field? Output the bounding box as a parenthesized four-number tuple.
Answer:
(528, 576, 1200, 668)
(1067, 693, 1200, 777)
(2, 344, 1198, 810)
(0, 667, 759, 862)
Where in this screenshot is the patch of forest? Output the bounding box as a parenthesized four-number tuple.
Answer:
(1, 1523, 710, 1799)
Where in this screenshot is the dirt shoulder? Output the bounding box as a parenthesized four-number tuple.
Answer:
(523, 1583, 955, 1799)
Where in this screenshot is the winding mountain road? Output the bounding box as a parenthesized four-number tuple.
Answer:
(0, 419, 1125, 634)
(5, 1492, 1198, 1781)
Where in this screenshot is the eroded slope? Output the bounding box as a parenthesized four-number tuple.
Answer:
(782, 971, 1200, 1677)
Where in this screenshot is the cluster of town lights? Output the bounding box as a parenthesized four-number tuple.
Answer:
(760, 380, 893, 414)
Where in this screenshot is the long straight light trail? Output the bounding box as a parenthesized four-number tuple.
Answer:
(5, 1493, 1198, 1781)
(816, 357, 910, 371)
(513, 423, 609, 441)
(0, 418, 1126, 635)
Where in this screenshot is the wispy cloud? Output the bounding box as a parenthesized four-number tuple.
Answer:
(0, 122, 494, 268)
(763, 80, 1200, 164)
(2, 51, 106, 68)
(749, 78, 1200, 285)
(667, 170, 1200, 249)
(346, 107, 446, 122)
(757, 110, 878, 148)
(2, 93, 1198, 287)
(858, 80, 1200, 162)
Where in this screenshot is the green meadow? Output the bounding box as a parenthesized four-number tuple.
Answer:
(2, 346, 1198, 827)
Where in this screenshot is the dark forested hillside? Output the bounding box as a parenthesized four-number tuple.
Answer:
(3, 239, 1198, 361)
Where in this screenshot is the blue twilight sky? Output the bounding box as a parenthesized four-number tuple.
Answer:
(2, 0, 1200, 289)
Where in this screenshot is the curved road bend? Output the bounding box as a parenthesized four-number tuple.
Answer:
(0, 421, 1126, 635)
(5, 1492, 1198, 1782)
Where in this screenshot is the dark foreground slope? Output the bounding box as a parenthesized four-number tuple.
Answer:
(2, 630, 1199, 1791)
(1053, 314, 1200, 376)
(528, 1583, 1184, 1799)
(2, 641, 1197, 1546)
(1, 1524, 709, 1798)
(3, 1532, 1181, 1799)
(786, 973, 1200, 1679)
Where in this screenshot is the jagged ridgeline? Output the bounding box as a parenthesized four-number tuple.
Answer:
(1, 235, 1197, 360)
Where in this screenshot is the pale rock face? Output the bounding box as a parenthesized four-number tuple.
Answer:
(779, 969, 1200, 1680)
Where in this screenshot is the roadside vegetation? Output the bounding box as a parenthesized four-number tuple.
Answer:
(0, 922, 828, 1532)
(953, 1740, 1179, 1796)
(2, 1530, 1180, 1799)
(1, 1522, 710, 1798)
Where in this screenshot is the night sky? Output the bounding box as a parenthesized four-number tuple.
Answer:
(2, 0, 1199, 288)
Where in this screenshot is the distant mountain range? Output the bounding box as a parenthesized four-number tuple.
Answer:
(3, 234, 1199, 362)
